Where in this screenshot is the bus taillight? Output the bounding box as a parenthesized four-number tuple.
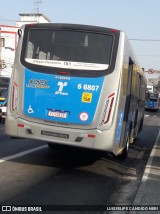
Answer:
(87, 134, 96, 138)
(18, 124, 24, 128)
(104, 97, 114, 124)
(104, 93, 115, 124)
(12, 82, 18, 114)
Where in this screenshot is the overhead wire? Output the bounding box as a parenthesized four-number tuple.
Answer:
(129, 39, 160, 58)
(129, 39, 160, 41)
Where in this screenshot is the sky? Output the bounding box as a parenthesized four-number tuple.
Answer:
(0, 0, 160, 71)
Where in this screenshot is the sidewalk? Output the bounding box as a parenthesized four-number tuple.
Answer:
(129, 129, 160, 214)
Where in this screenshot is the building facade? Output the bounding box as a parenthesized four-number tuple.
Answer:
(144, 69, 160, 85)
(0, 13, 50, 77)
(0, 24, 19, 77)
(16, 13, 50, 27)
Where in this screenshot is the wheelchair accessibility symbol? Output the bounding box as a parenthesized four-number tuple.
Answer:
(28, 105, 34, 114)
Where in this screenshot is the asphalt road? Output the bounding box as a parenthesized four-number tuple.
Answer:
(0, 110, 159, 214)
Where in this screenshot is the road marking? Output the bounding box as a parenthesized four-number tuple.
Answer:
(130, 129, 160, 209)
(142, 136, 159, 182)
(145, 114, 158, 118)
(0, 145, 48, 164)
(142, 130, 160, 181)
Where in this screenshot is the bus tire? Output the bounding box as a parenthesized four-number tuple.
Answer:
(138, 118, 144, 133)
(118, 133, 130, 160)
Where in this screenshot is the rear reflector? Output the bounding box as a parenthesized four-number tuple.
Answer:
(88, 134, 95, 138)
(18, 124, 24, 128)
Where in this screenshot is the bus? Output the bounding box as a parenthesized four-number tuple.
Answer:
(145, 92, 159, 111)
(5, 23, 146, 159)
(0, 77, 10, 105)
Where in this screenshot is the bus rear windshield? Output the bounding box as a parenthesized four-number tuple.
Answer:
(25, 29, 113, 71)
(149, 93, 158, 100)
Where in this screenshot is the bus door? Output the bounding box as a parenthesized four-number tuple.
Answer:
(120, 58, 133, 147)
(134, 74, 141, 136)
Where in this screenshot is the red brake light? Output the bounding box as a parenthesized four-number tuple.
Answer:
(88, 134, 96, 138)
(18, 124, 24, 128)
(58, 71, 70, 75)
(109, 29, 119, 33)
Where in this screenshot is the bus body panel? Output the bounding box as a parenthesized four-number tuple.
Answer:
(5, 115, 115, 152)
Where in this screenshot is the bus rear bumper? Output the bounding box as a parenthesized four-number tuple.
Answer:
(145, 107, 159, 111)
(5, 116, 117, 153)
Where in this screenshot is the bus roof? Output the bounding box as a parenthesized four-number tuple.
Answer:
(25, 23, 121, 34)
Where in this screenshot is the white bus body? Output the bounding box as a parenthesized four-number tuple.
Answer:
(5, 23, 146, 159)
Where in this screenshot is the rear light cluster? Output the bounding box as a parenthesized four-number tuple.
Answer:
(18, 124, 24, 127)
(12, 82, 19, 114)
(104, 93, 115, 124)
(99, 92, 116, 127)
(87, 134, 95, 138)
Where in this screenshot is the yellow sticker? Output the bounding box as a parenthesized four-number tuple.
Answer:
(82, 92, 92, 103)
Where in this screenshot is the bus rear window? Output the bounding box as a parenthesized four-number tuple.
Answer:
(149, 93, 158, 100)
(24, 29, 113, 71)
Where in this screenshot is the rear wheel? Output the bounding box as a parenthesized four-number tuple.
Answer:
(118, 133, 130, 160)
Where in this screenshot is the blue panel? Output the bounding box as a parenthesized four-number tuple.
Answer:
(115, 111, 124, 143)
(148, 101, 156, 107)
(24, 69, 104, 125)
(0, 99, 7, 105)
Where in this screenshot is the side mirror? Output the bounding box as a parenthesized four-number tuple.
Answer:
(18, 29, 22, 38)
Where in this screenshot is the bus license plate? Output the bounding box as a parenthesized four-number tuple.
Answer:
(48, 110, 68, 118)
(41, 130, 69, 139)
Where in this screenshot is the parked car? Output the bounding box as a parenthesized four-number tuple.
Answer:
(0, 100, 7, 123)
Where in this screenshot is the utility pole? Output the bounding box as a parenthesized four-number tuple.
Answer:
(34, 0, 42, 14)
(34, 0, 42, 23)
